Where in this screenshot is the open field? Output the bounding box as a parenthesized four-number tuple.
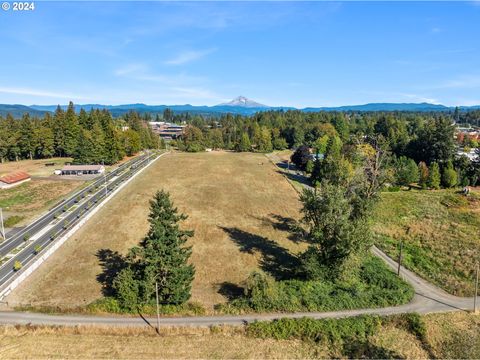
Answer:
(0, 179, 84, 228)
(0, 325, 319, 359)
(374, 188, 480, 296)
(6, 151, 304, 311)
(0, 312, 477, 359)
(0, 157, 72, 177)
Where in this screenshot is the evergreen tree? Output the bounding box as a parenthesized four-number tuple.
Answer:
(113, 190, 195, 309)
(428, 162, 441, 189)
(64, 102, 80, 156)
(18, 114, 35, 160)
(5, 114, 20, 161)
(90, 122, 106, 163)
(236, 132, 251, 152)
(442, 161, 458, 188)
(53, 105, 66, 156)
(209, 128, 224, 149)
(73, 129, 95, 164)
(395, 156, 419, 187)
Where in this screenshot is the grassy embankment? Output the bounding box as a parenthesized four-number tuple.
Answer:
(6, 152, 411, 315)
(374, 188, 480, 296)
(269, 150, 480, 297)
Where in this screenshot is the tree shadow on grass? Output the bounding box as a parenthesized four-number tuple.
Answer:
(275, 169, 311, 187)
(217, 281, 244, 301)
(253, 213, 307, 243)
(96, 249, 127, 297)
(219, 226, 300, 280)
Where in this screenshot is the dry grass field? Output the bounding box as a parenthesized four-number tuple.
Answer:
(0, 157, 86, 227)
(0, 325, 319, 359)
(0, 157, 72, 177)
(0, 179, 83, 227)
(6, 151, 303, 311)
(0, 312, 477, 359)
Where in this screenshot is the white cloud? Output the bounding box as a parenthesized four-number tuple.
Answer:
(164, 48, 216, 66)
(431, 27, 442, 34)
(399, 93, 440, 104)
(0, 86, 86, 100)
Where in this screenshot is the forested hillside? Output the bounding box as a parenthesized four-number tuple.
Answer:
(0, 102, 160, 165)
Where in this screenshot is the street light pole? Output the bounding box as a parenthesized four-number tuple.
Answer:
(0, 208, 6, 242)
(102, 160, 107, 198)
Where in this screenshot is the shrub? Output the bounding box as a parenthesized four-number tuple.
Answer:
(4, 215, 24, 228)
(222, 256, 413, 313)
(247, 315, 381, 344)
(34, 245, 42, 254)
(13, 261, 22, 271)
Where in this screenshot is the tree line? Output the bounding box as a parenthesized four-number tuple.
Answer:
(172, 109, 479, 187)
(0, 102, 161, 165)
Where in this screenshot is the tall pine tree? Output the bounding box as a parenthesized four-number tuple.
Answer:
(113, 190, 195, 309)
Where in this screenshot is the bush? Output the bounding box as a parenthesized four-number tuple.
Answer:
(247, 315, 381, 344)
(4, 215, 24, 228)
(87, 297, 206, 316)
(13, 261, 22, 271)
(221, 256, 413, 313)
(247, 314, 429, 358)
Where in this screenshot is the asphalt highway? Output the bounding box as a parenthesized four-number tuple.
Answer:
(0, 152, 158, 293)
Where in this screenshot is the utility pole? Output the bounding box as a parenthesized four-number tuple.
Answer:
(0, 208, 6, 242)
(397, 241, 403, 276)
(475, 263, 479, 313)
(155, 281, 160, 334)
(101, 160, 108, 198)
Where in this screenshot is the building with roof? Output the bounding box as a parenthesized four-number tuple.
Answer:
(0, 172, 31, 189)
(149, 122, 186, 140)
(60, 165, 105, 176)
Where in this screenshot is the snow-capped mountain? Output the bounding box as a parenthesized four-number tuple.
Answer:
(217, 96, 268, 108)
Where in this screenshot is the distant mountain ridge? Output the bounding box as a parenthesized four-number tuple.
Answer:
(1, 96, 480, 118)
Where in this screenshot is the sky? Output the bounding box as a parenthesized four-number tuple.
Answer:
(0, 1, 479, 107)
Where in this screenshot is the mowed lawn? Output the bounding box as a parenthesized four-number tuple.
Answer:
(6, 151, 303, 311)
(373, 188, 480, 296)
